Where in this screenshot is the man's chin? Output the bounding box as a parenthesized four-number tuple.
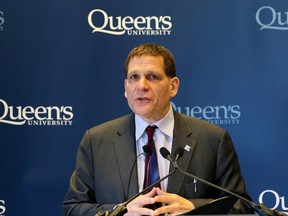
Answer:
(134, 110, 155, 122)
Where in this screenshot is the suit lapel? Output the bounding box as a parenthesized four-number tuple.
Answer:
(112, 114, 139, 199)
(167, 112, 197, 194)
(110, 112, 198, 199)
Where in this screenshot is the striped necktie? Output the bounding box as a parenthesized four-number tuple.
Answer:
(143, 125, 160, 190)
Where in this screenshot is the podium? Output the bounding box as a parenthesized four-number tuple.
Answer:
(189, 196, 239, 215)
(188, 196, 287, 216)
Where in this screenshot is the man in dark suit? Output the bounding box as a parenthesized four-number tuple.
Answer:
(63, 44, 252, 216)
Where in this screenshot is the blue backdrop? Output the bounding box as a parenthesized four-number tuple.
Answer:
(1, 0, 287, 215)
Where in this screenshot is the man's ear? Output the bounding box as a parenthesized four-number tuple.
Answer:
(170, 77, 180, 98)
(124, 79, 128, 98)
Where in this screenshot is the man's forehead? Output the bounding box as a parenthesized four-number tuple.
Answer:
(127, 55, 165, 71)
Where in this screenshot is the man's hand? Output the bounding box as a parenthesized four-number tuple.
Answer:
(154, 188, 195, 216)
(125, 187, 158, 216)
(125, 187, 195, 216)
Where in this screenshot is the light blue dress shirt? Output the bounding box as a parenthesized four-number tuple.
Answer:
(135, 105, 174, 192)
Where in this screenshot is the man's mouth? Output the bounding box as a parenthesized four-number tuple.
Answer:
(136, 97, 149, 101)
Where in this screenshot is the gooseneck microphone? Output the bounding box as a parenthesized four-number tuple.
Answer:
(142, 145, 152, 156)
(96, 147, 183, 216)
(126, 145, 151, 198)
(160, 147, 286, 216)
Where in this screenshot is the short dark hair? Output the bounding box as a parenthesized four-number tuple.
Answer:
(124, 43, 176, 78)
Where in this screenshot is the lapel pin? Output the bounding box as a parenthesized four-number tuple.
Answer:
(184, 145, 191, 152)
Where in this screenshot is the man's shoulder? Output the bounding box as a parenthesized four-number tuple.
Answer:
(88, 113, 134, 135)
(175, 111, 225, 133)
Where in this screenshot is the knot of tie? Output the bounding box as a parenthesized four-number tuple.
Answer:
(145, 126, 157, 152)
(146, 125, 157, 140)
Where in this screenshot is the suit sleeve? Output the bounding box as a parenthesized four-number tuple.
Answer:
(216, 131, 252, 214)
(62, 130, 115, 216)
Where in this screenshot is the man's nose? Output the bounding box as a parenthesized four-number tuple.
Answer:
(137, 77, 149, 90)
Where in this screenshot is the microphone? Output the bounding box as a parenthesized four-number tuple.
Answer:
(142, 145, 151, 156)
(126, 145, 151, 199)
(159, 146, 183, 167)
(96, 148, 180, 216)
(160, 147, 286, 216)
(174, 147, 184, 162)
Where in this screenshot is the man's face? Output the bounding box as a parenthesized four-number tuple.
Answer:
(124, 55, 179, 123)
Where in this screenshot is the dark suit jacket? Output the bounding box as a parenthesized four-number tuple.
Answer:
(63, 111, 252, 215)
